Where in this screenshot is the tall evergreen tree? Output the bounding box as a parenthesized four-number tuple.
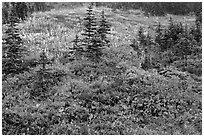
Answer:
(97, 10, 111, 47)
(2, 7, 27, 77)
(81, 4, 100, 61)
(2, 2, 10, 24)
(82, 4, 97, 49)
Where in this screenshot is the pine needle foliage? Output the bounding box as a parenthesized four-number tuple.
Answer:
(82, 4, 97, 56)
(191, 19, 202, 44)
(97, 10, 111, 47)
(30, 49, 52, 100)
(2, 8, 27, 77)
(70, 34, 84, 59)
(81, 4, 111, 62)
(91, 34, 104, 62)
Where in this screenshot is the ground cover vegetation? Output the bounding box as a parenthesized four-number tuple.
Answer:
(2, 2, 202, 135)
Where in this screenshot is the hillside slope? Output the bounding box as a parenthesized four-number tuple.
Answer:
(2, 5, 201, 135)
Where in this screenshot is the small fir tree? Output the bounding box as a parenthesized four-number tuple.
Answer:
(31, 49, 67, 100)
(161, 18, 185, 51)
(174, 36, 192, 67)
(142, 33, 153, 69)
(130, 39, 139, 51)
(91, 34, 104, 62)
(137, 26, 146, 46)
(31, 49, 51, 100)
(136, 27, 146, 60)
(70, 34, 84, 59)
(155, 22, 163, 47)
(137, 27, 153, 51)
(193, 18, 202, 43)
(97, 10, 111, 47)
(145, 32, 152, 47)
(39, 49, 48, 71)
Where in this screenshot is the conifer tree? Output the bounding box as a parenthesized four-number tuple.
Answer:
(10, 2, 18, 16)
(39, 49, 48, 71)
(2, 7, 27, 77)
(161, 18, 184, 51)
(195, 7, 202, 44)
(193, 18, 202, 43)
(91, 34, 104, 62)
(137, 26, 153, 50)
(81, 4, 98, 59)
(143, 32, 153, 69)
(130, 39, 139, 51)
(155, 22, 163, 47)
(31, 49, 67, 100)
(15, 2, 28, 20)
(189, 20, 202, 55)
(166, 17, 177, 43)
(2, 2, 10, 24)
(135, 27, 146, 59)
(174, 35, 193, 67)
(81, 4, 107, 62)
(145, 32, 152, 47)
(137, 26, 155, 69)
(2, 2, 28, 24)
(137, 26, 146, 46)
(98, 10, 111, 47)
(31, 49, 51, 100)
(70, 34, 84, 59)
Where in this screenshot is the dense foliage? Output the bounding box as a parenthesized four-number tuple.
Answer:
(2, 3, 202, 135)
(96, 2, 201, 16)
(97, 10, 111, 47)
(129, 16, 202, 75)
(2, 2, 51, 24)
(71, 4, 111, 62)
(2, 7, 28, 78)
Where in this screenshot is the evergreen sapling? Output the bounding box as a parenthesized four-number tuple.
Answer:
(70, 34, 84, 60)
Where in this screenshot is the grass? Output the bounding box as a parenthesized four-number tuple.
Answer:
(2, 5, 201, 135)
(19, 5, 196, 55)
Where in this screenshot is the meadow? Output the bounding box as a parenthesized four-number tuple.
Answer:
(2, 3, 202, 135)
